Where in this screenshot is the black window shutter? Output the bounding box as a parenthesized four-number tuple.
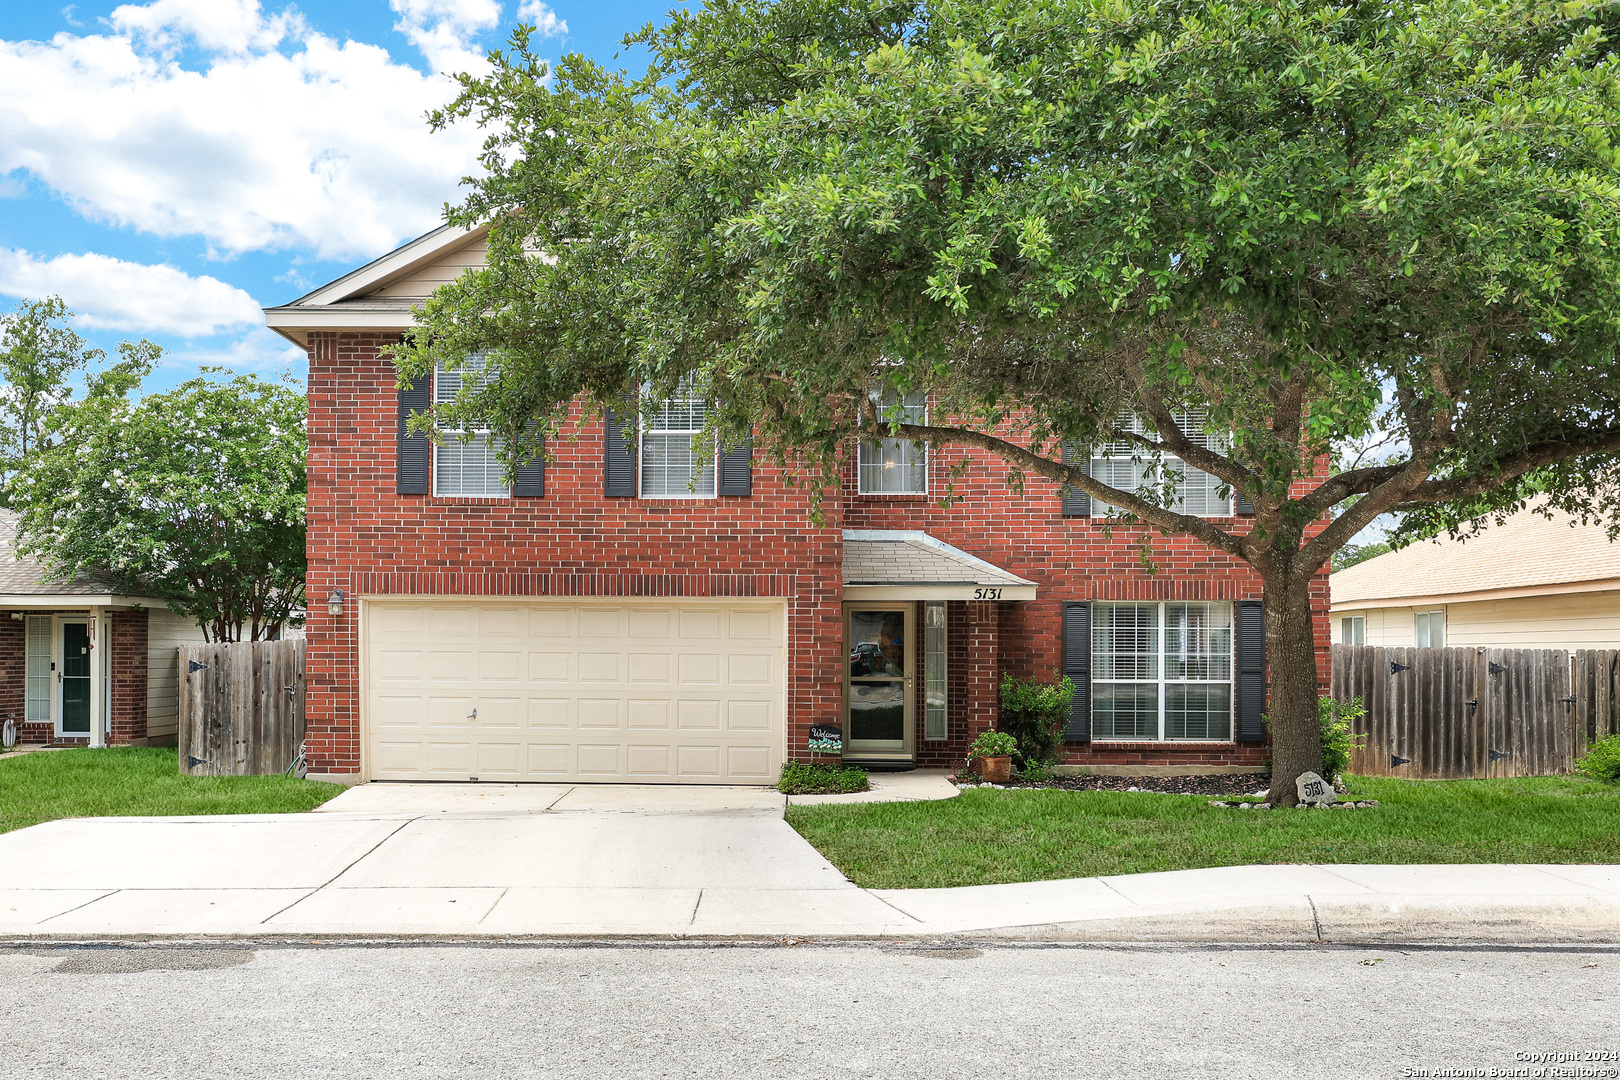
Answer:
(513, 424, 545, 497)
(1062, 601, 1092, 743)
(719, 435, 752, 496)
(1234, 489, 1255, 515)
(396, 373, 431, 495)
(604, 408, 636, 497)
(1060, 443, 1090, 517)
(1235, 599, 1267, 742)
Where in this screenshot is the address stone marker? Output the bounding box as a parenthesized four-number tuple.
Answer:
(1295, 771, 1337, 806)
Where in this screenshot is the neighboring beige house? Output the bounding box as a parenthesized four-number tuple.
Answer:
(1331, 508, 1620, 650)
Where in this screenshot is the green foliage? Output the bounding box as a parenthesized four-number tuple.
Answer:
(998, 671, 1076, 769)
(1332, 543, 1391, 573)
(0, 748, 340, 834)
(777, 761, 871, 795)
(399, 0, 1620, 792)
(11, 369, 306, 641)
(968, 730, 1018, 759)
(1320, 697, 1370, 783)
(1576, 734, 1620, 783)
(0, 296, 150, 504)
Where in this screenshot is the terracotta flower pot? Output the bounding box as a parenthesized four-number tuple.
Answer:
(978, 754, 1012, 783)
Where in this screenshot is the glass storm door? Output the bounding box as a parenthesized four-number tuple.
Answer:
(60, 622, 91, 736)
(845, 605, 915, 759)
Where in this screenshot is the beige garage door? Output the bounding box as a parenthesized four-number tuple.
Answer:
(364, 599, 786, 783)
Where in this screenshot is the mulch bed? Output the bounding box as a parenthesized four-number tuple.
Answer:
(957, 773, 1274, 796)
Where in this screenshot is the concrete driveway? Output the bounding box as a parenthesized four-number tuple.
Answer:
(0, 783, 916, 937)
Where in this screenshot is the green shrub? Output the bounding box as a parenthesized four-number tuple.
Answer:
(777, 761, 871, 795)
(1320, 697, 1368, 782)
(1576, 734, 1620, 783)
(998, 671, 1075, 769)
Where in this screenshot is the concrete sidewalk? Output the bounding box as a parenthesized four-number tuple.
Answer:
(0, 782, 1615, 942)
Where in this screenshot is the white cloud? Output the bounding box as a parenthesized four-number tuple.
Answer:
(390, 0, 502, 74)
(162, 327, 306, 372)
(0, 0, 504, 260)
(517, 1, 567, 37)
(0, 249, 263, 337)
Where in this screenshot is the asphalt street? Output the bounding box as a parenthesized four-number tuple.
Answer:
(1, 942, 1615, 1079)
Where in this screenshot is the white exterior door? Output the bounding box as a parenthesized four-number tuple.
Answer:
(363, 599, 786, 783)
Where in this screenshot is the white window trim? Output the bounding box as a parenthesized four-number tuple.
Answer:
(1415, 609, 1446, 649)
(638, 393, 719, 500)
(1091, 600, 1235, 743)
(432, 358, 510, 500)
(1089, 411, 1234, 518)
(1341, 614, 1366, 646)
(857, 390, 929, 496)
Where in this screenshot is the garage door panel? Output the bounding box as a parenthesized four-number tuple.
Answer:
(627, 699, 671, 730)
(528, 652, 571, 682)
(577, 653, 621, 682)
(527, 698, 571, 729)
(366, 600, 784, 783)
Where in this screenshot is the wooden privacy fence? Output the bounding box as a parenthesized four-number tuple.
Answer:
(1330, 645, 1620, 779)
(178, 639, 305, 776)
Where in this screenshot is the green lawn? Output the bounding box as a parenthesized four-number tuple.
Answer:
(786, 775, 1620, 888)
(0, 747, 343, 834)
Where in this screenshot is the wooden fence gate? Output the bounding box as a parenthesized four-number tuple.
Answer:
(1331, 644, 1620, 779)
(177, 639, 305, 776)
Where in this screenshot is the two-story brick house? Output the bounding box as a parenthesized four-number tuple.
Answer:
(266, 223, 1330, 785)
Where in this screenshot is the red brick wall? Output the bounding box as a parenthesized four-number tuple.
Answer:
(306, 331, 1330, 777)
(0, 616, 24, 742)
(108, 609, 148, 745)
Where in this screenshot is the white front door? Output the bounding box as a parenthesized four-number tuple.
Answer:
(363, 599, 787, 783)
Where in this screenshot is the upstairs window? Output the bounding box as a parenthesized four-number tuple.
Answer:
(1090, 411, 1233, 517)
(858, 389, 927, 495)
(433, 354, 508, 498)
(641, 384, 717, 498)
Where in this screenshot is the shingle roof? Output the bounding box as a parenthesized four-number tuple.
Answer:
(842, 530, 1034, 587)
(1331, 506, 1620, 606)
(0, 511, 119, 596)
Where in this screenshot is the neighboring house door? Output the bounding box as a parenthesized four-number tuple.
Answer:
(844, 604, 915, 763)
(58, 620, 91, 738)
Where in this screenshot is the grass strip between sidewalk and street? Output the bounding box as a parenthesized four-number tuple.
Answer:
(0, 747, 343, 834)
(785, 774, 1620, 888)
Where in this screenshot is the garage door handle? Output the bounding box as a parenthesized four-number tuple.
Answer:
(467, 708, 477, 720)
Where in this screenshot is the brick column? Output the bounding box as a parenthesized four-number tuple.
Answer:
(108, 609, 148, 744)
(964, 600, 1000, 741)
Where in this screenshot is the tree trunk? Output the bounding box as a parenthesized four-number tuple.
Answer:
(1263, 569, 1324, 807)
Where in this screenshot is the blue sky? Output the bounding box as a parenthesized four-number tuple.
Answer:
(0, 0, 674, 391)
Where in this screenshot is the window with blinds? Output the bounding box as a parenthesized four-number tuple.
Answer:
(641, 387, 717, 497)
(1090, 411, 1233, 517)
(858, 389, 927, 495)
(1092, 601, 1233, 741)
(25, 616, 49, 725)
(434, 354, 508, 498)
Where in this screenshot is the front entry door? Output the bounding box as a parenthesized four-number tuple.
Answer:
(844, 605, 915, 761)
(59, 621, 91, 737)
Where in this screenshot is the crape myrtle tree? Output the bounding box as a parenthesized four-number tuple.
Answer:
(391, 0, 1620, 804)
(14, 368, 307, 643)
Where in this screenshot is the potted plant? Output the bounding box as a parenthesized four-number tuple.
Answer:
(968, 730, 1018, 783)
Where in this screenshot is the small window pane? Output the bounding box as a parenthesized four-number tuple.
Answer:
(1165, 602, 1232, 680)
(1092, 603, 1159, 680)
(1165, 684, 1232, 740)
(434, 355, 507, 497)
(1093, 683, 1158, 740)
(858, 389, 927, 495)
(641, 390, 716, 497)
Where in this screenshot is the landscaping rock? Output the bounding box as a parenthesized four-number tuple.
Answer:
(1258, 803, 1271, 810)
(1001, 773, 1272, 796)
(1295, 771, 1337, 806)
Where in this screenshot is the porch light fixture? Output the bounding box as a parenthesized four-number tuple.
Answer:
(327, 589, 346, 617)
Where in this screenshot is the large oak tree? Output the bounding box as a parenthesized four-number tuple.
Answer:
(394, 0, 1620, 803)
